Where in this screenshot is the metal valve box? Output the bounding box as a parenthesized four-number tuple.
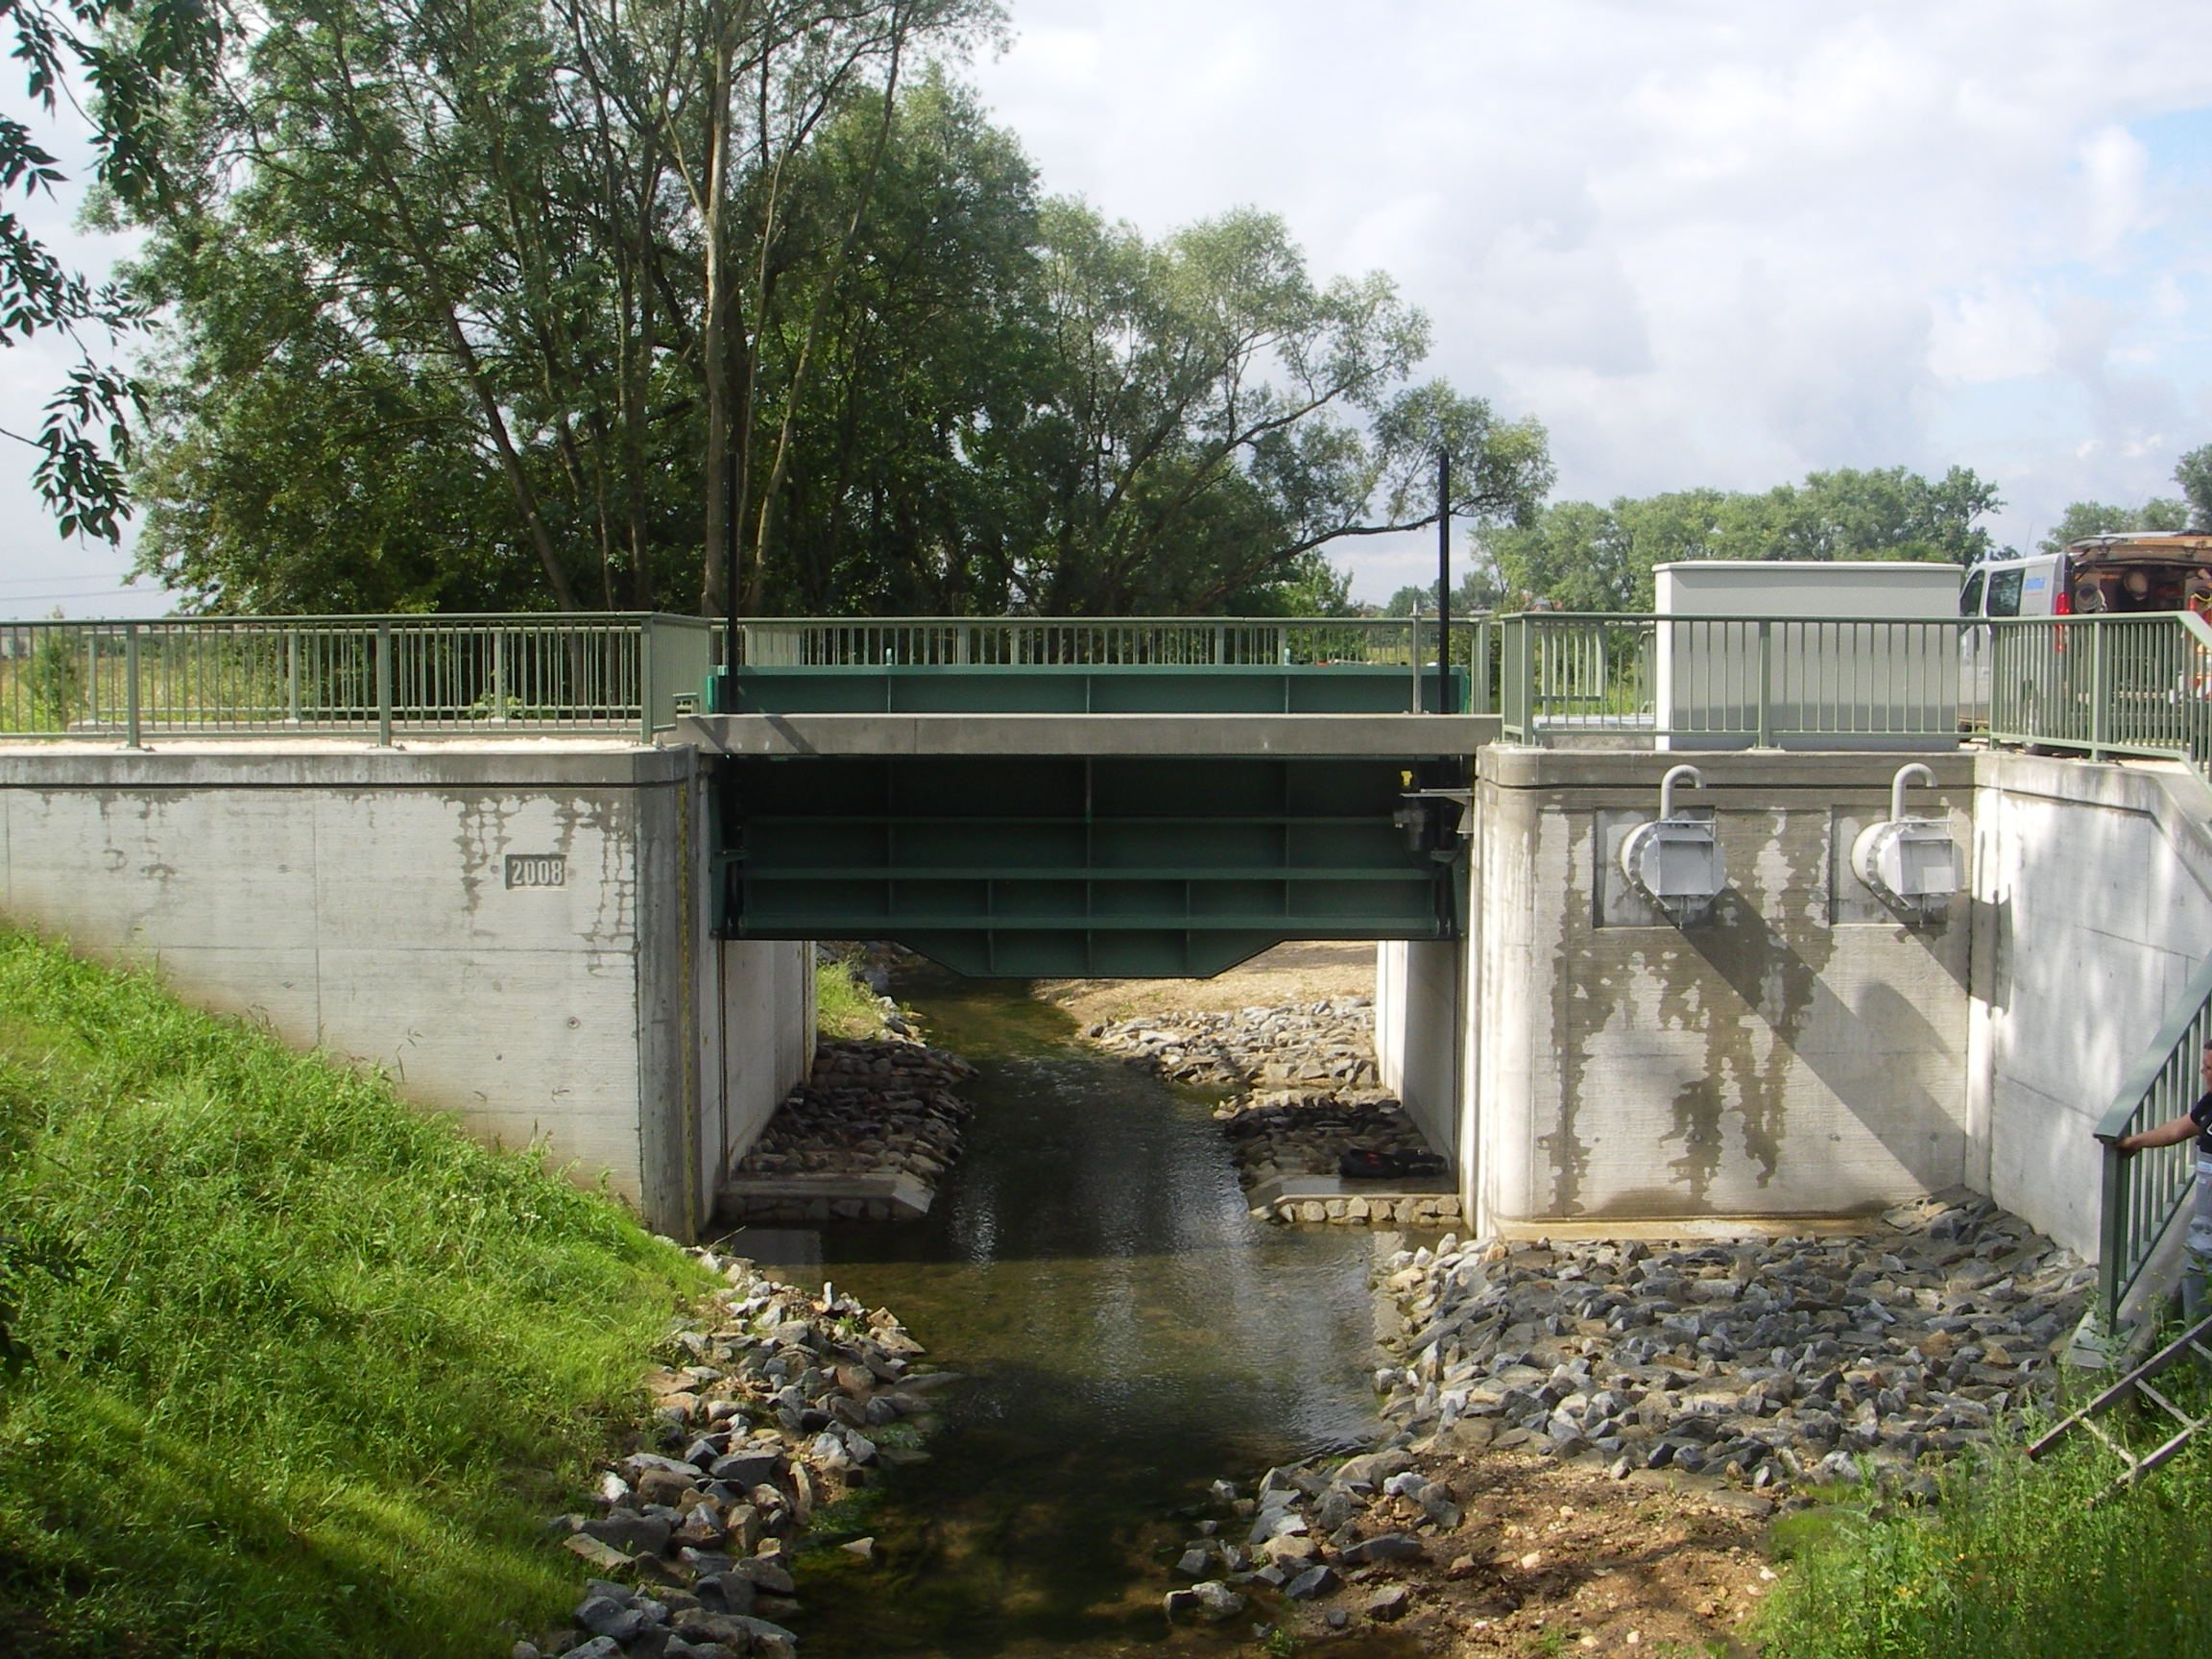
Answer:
(1851, 818, 1959, 904)
(1620, 817, 1724, 902)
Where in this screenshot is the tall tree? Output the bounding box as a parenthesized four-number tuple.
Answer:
(2176, 444, 2212, 532)
(126, 0, 997, 612)
(126, 47, 1548, 616)
(1000, 210, 1551, 613)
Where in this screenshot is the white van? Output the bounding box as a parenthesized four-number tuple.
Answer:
(1960, 532, 2212, 725)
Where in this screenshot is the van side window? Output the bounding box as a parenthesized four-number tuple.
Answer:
(1960, 571, 1985, 618)
(1987, 568, 2024, 617)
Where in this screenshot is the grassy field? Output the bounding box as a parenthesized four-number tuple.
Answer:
(0, 926, 713, 1657)
(1760, 1412, 2212, 1659)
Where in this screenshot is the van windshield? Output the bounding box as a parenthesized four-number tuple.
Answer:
(1960, 571, 1985, 618)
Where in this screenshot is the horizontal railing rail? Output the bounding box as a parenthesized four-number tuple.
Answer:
(2095, 949, 2212, 1326)
(0, 613, 713, 746)
(1499, 613, 1962, 746)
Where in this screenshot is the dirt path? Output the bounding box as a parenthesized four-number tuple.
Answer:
(1314, 1453, 1775, 1656)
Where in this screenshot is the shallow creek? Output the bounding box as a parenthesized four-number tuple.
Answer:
(724, 974, 1425, 1658)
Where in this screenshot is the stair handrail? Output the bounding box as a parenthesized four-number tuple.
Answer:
(2095, 946, 2212, 1324)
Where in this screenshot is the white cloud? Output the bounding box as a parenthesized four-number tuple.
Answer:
(2079, 123, 2151, 260)
(1930, 283, 2062, 383)
(975, 0, 2212, 589)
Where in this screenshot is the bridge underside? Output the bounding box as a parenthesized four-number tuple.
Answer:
(712, 751, 1469, 977)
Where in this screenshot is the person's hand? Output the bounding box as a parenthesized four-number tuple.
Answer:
(2096, 1132, 2134, 1156)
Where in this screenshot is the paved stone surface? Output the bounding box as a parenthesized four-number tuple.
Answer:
(725, 1038, 975, 1223)
(1372, 1192, 2092, 1486)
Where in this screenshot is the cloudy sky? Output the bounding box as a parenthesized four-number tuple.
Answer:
(6, 0, 2212, 614)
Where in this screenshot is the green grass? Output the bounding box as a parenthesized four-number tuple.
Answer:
(0, 926, 715, 1657)
(1759, 1413, 2212, 1659)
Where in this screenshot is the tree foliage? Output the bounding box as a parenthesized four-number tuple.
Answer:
(2034, 497, 2189, 553)
(121, 13, 1549, 616)
(2, 0, 219, 540)
(1487, 466, 2005, 613)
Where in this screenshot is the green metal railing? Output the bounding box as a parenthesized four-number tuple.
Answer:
(1499, 613, 1960, 745)
(730, 613, 1495, 709)
(0, 613, 713, 745)
(2094, 951, 2212, 1324)
(1986, 613, 2212, 774)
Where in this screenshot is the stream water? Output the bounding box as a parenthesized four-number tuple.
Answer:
(723, 974, 1426, 1658)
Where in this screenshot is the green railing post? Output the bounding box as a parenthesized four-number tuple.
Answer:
(2099, 1140, 2129, 1320)
(2089, 620, 2111, 760)
(123, 623, 142, 750)
(286, 630, 301, 725)
(374, 620, 394, 747)
(638, 615, 656, 745)
(1755, 619, 1774, 748)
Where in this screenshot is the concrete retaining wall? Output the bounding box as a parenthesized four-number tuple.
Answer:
(0, 742, 811, 1238)
(1470, 749, 1977, 1235)
(1967, 754, 2212, 1260)
(1375, 938, 1464, 1163)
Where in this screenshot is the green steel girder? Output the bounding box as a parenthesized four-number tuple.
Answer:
(712, 662, 1470, 715)
(711, 753, 1468, 978)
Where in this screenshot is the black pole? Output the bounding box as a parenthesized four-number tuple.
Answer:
(1435, 447, 1451, 715)
(722, 450, 740, 707)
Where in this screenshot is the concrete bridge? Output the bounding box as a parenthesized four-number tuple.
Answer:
(8, 609, 2212, 1334)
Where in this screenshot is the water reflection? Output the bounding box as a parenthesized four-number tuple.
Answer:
(723, 982, 1408, 1657)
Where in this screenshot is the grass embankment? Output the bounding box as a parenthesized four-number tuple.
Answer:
(0, 926, 714, 1657)
(1762, 1408, 2212, 1659)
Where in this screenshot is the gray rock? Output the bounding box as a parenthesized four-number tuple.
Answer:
(1365, 1584, 1412, 1622)
(580, 1513, 672, 1555)
(696, 1574, 757, 1616)
(1285, 1565, 1340, 1600)
(1190, 1580, 1247, 1621)
(709, 1451, 781, 1486)
(1175, 1547, 1213, 1577)
(1339, 1533, 1423, 1565)
(732, 1558, 797, 1596)
(1314, 1488, 1358, 1532)
(1334, 1449, 1413, 1489)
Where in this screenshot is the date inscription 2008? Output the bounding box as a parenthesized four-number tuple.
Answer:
(505, 854, 567, 889)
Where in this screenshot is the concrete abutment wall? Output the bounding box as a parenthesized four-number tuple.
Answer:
(0, 743, 812, 1238)
(1467, 749, 1978, 1237)
(1444, 746, 2212, 1263)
